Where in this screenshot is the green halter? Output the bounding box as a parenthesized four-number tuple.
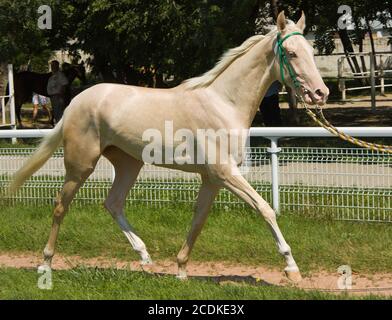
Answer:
(276, 31, 304, 88)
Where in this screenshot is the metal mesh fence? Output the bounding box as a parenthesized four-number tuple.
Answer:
(0, 146, 391, 222)
(278, 147, 392, 222)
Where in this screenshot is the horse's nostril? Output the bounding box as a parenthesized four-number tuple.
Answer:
(315, 89, 325, 98)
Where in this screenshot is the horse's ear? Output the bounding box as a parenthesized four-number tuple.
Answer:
(296, 11, 306, 32)
(277, 11, 286, 31)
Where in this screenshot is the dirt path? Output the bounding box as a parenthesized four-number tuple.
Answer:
(1, 251, 392, 297)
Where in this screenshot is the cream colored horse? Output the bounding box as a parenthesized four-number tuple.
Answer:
(9, 12, 328, 282)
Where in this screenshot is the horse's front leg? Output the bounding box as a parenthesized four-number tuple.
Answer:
(217, 165, 302, 282)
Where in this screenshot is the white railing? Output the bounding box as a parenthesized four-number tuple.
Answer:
(0, 64, 17, 143)
(337, 52, 392, 109)
(1, 127, 392, 222)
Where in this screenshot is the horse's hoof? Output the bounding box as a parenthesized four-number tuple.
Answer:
(176, 274, 188, 281)
(176, 269, 188, 281)
(285, 270, 303, 283)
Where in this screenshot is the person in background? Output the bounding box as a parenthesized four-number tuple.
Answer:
(32, 93, 51, 125)
(47, 60, 69, 125)
(259, 80, 282, 126)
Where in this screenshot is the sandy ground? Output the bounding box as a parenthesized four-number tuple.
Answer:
(1, 251, 392, 297)
(276, 95, 392, 127)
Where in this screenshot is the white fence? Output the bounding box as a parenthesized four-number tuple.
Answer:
(1, 128, 392, 222)
(0, 64, 16, 131)
(337, 52, 392, 109)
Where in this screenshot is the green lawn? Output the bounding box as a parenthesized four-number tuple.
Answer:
(1, 204, 392, 274)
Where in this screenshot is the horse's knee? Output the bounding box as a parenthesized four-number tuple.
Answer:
(259, 205, 276, 221)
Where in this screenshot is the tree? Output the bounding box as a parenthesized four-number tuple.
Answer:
(0, 0, 71, 71)
(54, 0, 264, 85)
(272, 0, 390, 81)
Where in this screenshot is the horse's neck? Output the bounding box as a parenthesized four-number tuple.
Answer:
(211, 36, 277, 127)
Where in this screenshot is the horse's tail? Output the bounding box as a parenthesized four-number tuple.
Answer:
(8, 119, 64, 194)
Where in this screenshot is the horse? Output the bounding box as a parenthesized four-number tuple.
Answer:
(8, 12, 328, 283)
(4, 63, 86, 126)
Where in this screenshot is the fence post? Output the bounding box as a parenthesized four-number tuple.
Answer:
(8, 64, 16, 144)
(380, 55, 385, 96)
(338, 57, 346, 100)
(267, 137, 281, 214)
(369, 53, 376, 112)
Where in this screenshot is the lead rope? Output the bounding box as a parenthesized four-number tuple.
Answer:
(277, 31, 392, 154)
(299, 96, 392, 154)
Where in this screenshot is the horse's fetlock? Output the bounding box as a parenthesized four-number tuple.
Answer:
(279, 245, 292, 256)
(43, 246, 54, 259)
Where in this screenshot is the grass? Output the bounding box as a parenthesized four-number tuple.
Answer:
(0, 267, 379, 300)
(1, 204, 392, 275)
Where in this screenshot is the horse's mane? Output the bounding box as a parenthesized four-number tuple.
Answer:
(183, 35, 266, 89)
(183, 24, 297, 90)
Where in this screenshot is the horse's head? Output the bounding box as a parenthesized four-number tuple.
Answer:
(273, 11, 329, 105)
(62, 62, 87, 84)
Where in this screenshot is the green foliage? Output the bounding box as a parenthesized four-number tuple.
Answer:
(2, 1, 391, 80)
(0, 0, 57, 71)
(276, 0, 391, 54)
(0, 1, 263, 82)
(62, 0, 262, 83)
(313, 24, 336, 55)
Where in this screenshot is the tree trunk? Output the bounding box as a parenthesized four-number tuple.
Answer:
(248, 0, 262, 21)
(0, 63, 7, 96)
(366, 19, 377, 70)
(358, 36, 369, 86)
(270, 0, 278, 20)
(358, 37, 367, 73)
(338, 29, 367, 85)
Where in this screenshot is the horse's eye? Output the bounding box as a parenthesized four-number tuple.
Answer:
(288, 51, 297, 58)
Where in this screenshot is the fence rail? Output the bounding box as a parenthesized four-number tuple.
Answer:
(1, 127, 392, 222)
(0, 65, 16, 130)
(337, 52, 392, 108)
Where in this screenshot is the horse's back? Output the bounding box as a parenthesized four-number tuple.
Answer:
(64, 82, 180, 135)
(70, 82, 179, 117)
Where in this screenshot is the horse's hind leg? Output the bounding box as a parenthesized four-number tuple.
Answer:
(176, 176, 220, 279)
(103, 146, 151, 265)
(43, 144, 101, 267)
